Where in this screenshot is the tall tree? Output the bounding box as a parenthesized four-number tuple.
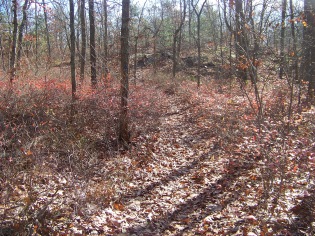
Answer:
(119, 0, 131, 147)
(279, 0, 287, 80)
(133, 0, 148, 82)
(16, 0, 29, 68)
(42, 0, 51, 61)
(9, 0, 18, 82)
(289, 0, 298, 82)
(304, 0, 315, 104)
(69, 0, 76, 100)
(35, 0, 38, 71)
(191, 0, 206, 87)
(151, 1, 163, 74)
(102, 0, 108, 80)
(235, 0, 247, 81)
(89, 0, 97, 87)
(0, 35, 5, 71)
(172, 0, 186, 78)
(80, 0, 86, 82)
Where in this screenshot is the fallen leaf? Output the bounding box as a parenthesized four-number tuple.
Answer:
(113, 202, 124, 211)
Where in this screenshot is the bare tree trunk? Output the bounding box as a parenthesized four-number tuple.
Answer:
(102, 0, 108, 80)
(80, 0, 86, 83)
(191, 0, 206, 88)
(279, 0, 287, 80)
(188, 0, 192, 46)
(222, 0, 235, 76)
(289, 0, 298, 82)
(17, 0, 29, 68)
(35, 0, 38, 72)
(69, 0, 76, 101)
(287, 0, 297, 121)
(172, 0, 186, 79)
(172, 33, 177, 78)
(304, 0, 315, 104)
(217, 0, 223, 66)
(119, 0, 130, 147)
(42, 0, 51, 61)
(133, 0, 147, 83)
(235, 0, 247, 81)
(89, 0, 97, 88)
(152, 3, 163, 75)
(0, 35, 5, 71)
(9, 0, 18, 82)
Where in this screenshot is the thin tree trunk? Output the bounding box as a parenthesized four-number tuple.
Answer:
(152, 5, 163, 75)
(235, 0, 247, 81)
(304, 0, 315, 104)
(9, 0, 18, 82)
(172, 32, 177, 78)
(153, 36, 157, 74)
(17, 0, 29, 68)
(119, 0, 131, 147)
(188, 0, 192, 46)
(70, 0, 76, 100)
(218, 0, 223, 66)
(42, 0, 51, 61)
(172, 0, 186, 79)
(89, 0, 97, 87)
(0, 35, 5, 71)
(287, 0, 297, 121)
(279, 0, 287, 80)
(192, 0, 206, 88)
(103, 0, 108, 80)
(35, 0, 38, 72)
(80, 0, 86, 82)
(133, 0, 147, 83)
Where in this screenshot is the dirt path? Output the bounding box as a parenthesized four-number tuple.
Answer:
(77, 93, 254, 235)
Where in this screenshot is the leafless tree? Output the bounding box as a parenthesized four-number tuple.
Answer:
(303, 0, 315, 104)
(80, 0, 87, 82)
(89, 0, 97, 87)
(119, 0, 131, 147)
(172, 0, 187, 78)
(16, 0, 30, 68)
(9, 0, 18, 82)
(191, 0, 206, 87)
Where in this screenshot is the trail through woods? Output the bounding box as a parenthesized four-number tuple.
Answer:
(70, 89, 254, 235)
(1, 80, 314, 235)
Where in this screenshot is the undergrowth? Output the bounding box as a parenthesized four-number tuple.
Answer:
(0, 70, 314, 235)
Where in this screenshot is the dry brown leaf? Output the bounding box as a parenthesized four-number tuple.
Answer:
(113, 202, 125, 211)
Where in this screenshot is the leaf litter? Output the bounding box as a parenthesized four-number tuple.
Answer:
(0, 76, 314, 235)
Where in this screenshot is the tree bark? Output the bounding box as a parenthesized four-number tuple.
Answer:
(133, 0, 147, 83)
(9, 0, 18, 82)
(235, 0, 247, 81)
(80, 0, 86, 82)
(70, 0, 76, 100)
(0, 35, 5, 71)
(89, 0, 97, 87)
(304, 0, 315, 104)
(17, 0, 29, 68)
(35, 0, 38, 72)
(172, 0, 186, 79)
(102, 0, 108, 80)
(119, 0, 130, 147)
(42, 0, 51, 61)
(191, 0, 206, 88)
(279, 0, 287, 80)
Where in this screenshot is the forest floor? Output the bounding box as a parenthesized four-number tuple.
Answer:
(0, 69, 315, 235)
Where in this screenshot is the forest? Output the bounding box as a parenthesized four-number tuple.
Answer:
(0, 0, 314, 235)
